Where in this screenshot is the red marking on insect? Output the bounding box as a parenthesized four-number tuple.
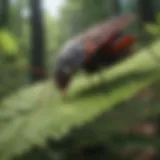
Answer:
(113, 35, 136, 54)
(85, 41, 97, 63)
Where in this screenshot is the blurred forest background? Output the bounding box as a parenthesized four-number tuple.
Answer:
(0, 0, 159, 99)
(0, 0, 160, 160)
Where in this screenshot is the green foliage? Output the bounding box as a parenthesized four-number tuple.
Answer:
(58, 0, 110, 41)
(44, 13, 61, 65)
(0, 29, 26, 100)
(0, 40, 159, 160)
(0, 0, 30, 100)
(145, 13, 160, 35)
(9, 0, 30, 58)
(0, 29, 18, 55)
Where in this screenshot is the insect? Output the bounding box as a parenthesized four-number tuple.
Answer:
(53, 14, 136, 95)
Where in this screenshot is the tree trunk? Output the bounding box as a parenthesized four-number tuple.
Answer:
(0, 0, 9, 27)
(138, 0, 155, 22)
(30, 0, 46, 82)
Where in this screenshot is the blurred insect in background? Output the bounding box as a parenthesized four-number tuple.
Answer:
(53, 14, 136, 95)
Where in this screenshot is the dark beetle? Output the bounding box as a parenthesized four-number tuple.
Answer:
(53, 14, 136, 94)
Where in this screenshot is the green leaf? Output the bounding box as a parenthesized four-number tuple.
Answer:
(0, 29, 19, 55)
(0, 40, 160, 160)
(145, 24, 160, 35)
(156, 12, 160, 25)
